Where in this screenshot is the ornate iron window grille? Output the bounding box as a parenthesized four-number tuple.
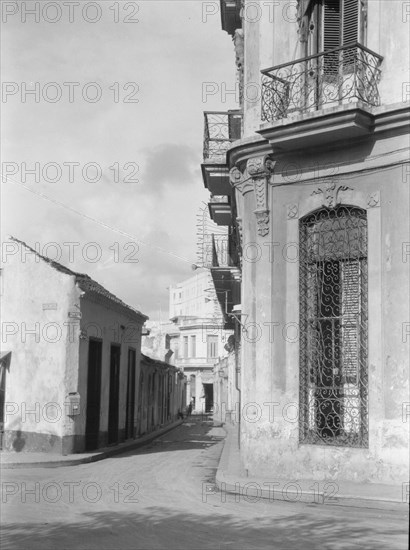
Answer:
(203, 111, 242, 163)
(261, 43, 383, 123)
(299, 206, 368, 447)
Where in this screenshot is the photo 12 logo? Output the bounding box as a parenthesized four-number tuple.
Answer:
(201, 1, 298, 24)
(1, 2, 140, 24)
(1, 82, 140, 103)
(2, 161, 139, 184)
(2, 480, 140, 504)
(1, 240, 139, 266)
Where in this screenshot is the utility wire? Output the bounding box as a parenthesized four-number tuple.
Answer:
(2, 174, 195, 265)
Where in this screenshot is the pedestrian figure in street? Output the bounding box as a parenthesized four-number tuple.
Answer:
(187, 402, 192, 416)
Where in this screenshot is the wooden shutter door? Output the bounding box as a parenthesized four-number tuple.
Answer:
(342, 0, 359, 45)
(323, 0, 341, 52)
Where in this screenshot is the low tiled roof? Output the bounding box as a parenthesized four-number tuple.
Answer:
(9, 236, 148, 321)
(141, 353, 178, 371)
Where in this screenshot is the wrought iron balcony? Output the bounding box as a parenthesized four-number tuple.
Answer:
(198, 229, 240, 270)
(203, 110, 242, 163)
(261, 43, 383, 123)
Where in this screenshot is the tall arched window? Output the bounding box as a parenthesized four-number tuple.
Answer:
(299, 205, 368, 447)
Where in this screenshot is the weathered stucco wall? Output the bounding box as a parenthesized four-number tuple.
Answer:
(75, 296, 144, 452)
(241, 0, 410, 137)
(1, 242, 79, 453)
(238, 130, 409, 484)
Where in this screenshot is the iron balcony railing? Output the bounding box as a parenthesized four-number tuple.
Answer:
(261, 43, 383, 123)
(199, 230, 240, 270)
(203, 110, 242, 162)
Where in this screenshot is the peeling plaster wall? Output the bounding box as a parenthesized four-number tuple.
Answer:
(231, 0, 410, 485)
(238, 136, 410, 484)
(1, 245, 78, 453)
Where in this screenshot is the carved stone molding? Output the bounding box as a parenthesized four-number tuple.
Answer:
(311, 182, 353, 209)
(254, 210, 270, 237)
(248, 155, 274, 237)
(246, 155, 275, 180)
(229, 166, 245, 192)
(254, 178, 268, 210)
(230, 156, 274, 237)
(287, 203, 299, 219)
(367, 191, 380, 208)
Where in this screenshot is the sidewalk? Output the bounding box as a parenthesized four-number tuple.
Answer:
(0, 419, 183, 469)
(215, 422, 408, 511)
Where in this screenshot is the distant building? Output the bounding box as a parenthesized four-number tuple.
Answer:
(168, 270, 233, 413)
(0, 236, 185, 453)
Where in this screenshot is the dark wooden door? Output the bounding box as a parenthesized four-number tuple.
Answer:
(125, 349, 136, 439)
(85, 339, 102, 451)
(108, 344, 121, 444)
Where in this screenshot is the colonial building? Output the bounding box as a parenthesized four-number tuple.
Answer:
(201, 0, 409, 484)
(0, 237, 185, 453)
(168, 270, 234, 413)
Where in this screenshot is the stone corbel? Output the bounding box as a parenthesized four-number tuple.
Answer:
(247, 155, 275, 237)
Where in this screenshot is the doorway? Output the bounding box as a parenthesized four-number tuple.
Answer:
(203, 383, 214, 413)
(125, 348, 136, 440)
(85, 339, 102, 451)
(108, 344, 121, 444)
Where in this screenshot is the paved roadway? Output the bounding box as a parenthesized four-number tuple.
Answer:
(1, 418, 408, 550)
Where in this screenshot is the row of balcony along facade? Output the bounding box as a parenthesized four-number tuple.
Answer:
(200, 41, 383, 328)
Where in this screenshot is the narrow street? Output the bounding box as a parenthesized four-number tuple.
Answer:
(1, 418, 407, 550)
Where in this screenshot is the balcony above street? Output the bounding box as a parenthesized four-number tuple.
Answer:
(220, 0, 242, 36)
(258, 43, 383, 151)
(208, 195, 232, 226)
(202, 110, 242, 195)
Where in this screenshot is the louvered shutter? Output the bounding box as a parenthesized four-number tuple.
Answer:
(342, 0, 359, 45)
(323, 0, 341, 75)
(323, 0, 341, 51)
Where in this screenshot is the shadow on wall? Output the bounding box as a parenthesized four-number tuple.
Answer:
(12, 430, 26, 452)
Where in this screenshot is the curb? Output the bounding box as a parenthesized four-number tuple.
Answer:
(215, 425, 408, 512)
(1, 420, 183, 469)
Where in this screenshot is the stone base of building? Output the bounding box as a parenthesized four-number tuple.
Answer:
(2, 430, 63, 454)
(2, 425, 176, 455)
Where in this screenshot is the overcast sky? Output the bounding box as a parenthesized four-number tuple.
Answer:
(1, 0, 238, 321)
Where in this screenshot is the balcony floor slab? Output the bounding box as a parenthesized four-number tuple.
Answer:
(258, 103, 375, 152)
